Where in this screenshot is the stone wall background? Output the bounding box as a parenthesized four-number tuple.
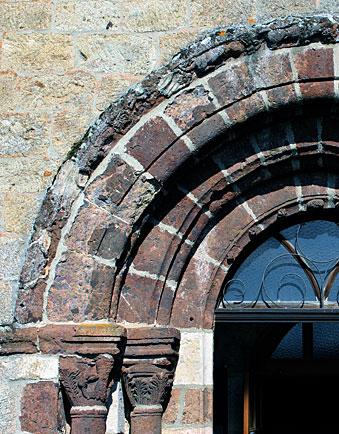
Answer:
(1, 0, 339, 325)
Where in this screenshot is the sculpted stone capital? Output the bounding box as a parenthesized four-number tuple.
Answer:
(59, 355, 114, 407)
(121, 327, 180, 434)
(122, 363, 174, 409)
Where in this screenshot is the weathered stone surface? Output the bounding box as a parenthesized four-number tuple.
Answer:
(20, 72, 96, 112)
(96, 75, 137, 111)
(76, 34, 156, 74)
(187, 113, 227, 151)
(149, 139, 191, 183)
(117, 273, 160, 323)
(159, 30, 202, 64)
(299, 80, 335, 100)
(250, 52, 293, 89)
(2, 33, 74, 72)
(163, 388, 181, 425)
(127, 117, 178, 169)
(265, 83, 298, 108)
(0, 281, 16, 325)
(39, 323, 125, 355)
(208, 62, 254, 106)
(55, 1, 120, 31)
(0, 157, 58, 193)
(256, 0, 318, 20)
(20, 381, 63, 434)
(85, 154, 139, 214)
(174, 331, 213, 386)
(122, 0, 186, 32)
(66, 199, 130, 259)
(0, 326, 38, 355)
(182, 388, 213, 424)
(0, 72, 20, 112)
(0, 113, 50, 156)
(191, 0, 254, 27)
(164, 86, 216, 132)
(0, 237, 25, 280)
(47, 252, 115, 321)
(0, 354, 58, 380)
(294, 47, 334, 80)
(0, 381, 23, 434)
(5, 193, 40, 234)
(0, 1, 52, 31)
(53, 110, 94, 158)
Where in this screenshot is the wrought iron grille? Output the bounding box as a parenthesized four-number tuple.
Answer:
(219, 220, 339, 309)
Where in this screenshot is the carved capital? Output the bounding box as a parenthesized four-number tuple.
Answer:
(59, 355, 114, 407)
(122, 363, 173, 409)
(121, 327, 180, 434)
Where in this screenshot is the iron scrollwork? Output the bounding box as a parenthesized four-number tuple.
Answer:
(220, 221, 339, 309)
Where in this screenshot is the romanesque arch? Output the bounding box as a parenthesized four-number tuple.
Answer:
(4, 15, 339, 433)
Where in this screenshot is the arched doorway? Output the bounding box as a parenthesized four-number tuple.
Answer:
(215, 219, 339, 433)
(10, 16, 339, 433)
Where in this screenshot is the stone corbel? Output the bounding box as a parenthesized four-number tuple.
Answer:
(56, 324, 126, 434)
(121, 327, 180, 434)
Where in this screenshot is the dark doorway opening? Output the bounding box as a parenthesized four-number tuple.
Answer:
(214, 322, 339, 434)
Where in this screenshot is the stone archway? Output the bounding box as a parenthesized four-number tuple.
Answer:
(4, 15, 339, 434)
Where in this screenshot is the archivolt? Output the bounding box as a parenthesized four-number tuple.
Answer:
(15, 16, 339, 329)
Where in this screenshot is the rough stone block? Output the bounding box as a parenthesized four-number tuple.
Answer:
(208, 62, 255, 107)
(2, 33, 74, 72)
(174, 331, 213, 385)
(121, 0, 186, 32)
(149, 139, 191, 183)
(96, 74, 137, 111)
(256, 0, 317, 20)
(0, 281, 16, 324)
(299, 80, 335, 100)
(191, 0, 254, 27)
(0, 1, 52, 30)
(85, 154, 139, 214)
(0, 113, 50, 157)
(187, 114, 227, 151)
(0, 354, 58, 380)
(66, 199, 130, 259)
(225, 92, 267, 125)
(47, 252, 115, 321)
(0, 157, 58, 193)
(265, 84, 298, 109)
(5, 193, 40, 234)
(55, 1, 120, 31)
(182, 388, 213, 424)
(250, 52, 293, 89)
(117, 273, 159, 324)
(20, 381, 63, 434)
(0, 381, 22, 434)
(0, 72, 20, 112)
(0, 237, 25, 280)
(164, 86, 216, 133)
(294, 47, 334, 80)
(163, 388, 182, 425)
(0, 326, 38, 355)
(132, 225, 180, 276)
(127, 117, 178, 169)
(76, 34, 156, 74)
(19, 71, 96, 112)
(53, 110, 93, 158)
(159, 30, 202, 64)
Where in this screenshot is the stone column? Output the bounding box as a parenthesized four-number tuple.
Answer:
(56, 324, 125, 434)
(122, 327, 180, 434)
